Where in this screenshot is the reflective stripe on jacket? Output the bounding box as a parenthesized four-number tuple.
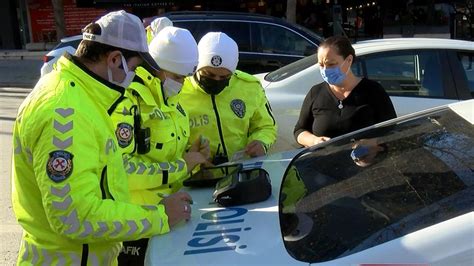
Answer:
(180, 70, 277, 161)
(111, 66, 189, 205)
(12, 55, 170, 266)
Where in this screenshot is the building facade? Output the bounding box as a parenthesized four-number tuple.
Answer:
(2, 0, 472, 50)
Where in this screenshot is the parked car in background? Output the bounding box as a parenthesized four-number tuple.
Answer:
(154, 11, 324, 73)
(255, 38, 474, 151)
(145, 100, 474, 266)
(40, 35, 82, 77)
(41, 11, 323, 76)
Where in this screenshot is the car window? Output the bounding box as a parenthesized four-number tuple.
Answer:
(265, 54, 316, 82)
(456, 51, 474, 97)
(280, 108, 474, 263)
(211, 21, 251, 52)
(254, 23, 316, 56)
(174, 20, 251, 53)
(359, 50, 444, 98)
(173, 21, 211, 44)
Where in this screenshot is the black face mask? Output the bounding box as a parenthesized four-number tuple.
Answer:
(196, 74, 230, 95)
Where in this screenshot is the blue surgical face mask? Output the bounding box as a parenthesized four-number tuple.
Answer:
(320, 59, 348, 86)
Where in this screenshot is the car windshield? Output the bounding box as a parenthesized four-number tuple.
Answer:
(264, 54, 316, 82)
(279, 107, 474, 263)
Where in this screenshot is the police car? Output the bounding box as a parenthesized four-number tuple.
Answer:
(255, 38, 474, 151)
(145, 99, 474, 265)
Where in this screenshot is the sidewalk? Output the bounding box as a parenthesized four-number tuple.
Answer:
(0, 50, 45, 60)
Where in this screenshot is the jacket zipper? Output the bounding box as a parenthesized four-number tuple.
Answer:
(211, 95, 228, 157)
(100, 167, 114, 200)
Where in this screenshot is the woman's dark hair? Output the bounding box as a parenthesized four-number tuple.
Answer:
(76, 23, 138, 63)
(319, 36, 356, 60)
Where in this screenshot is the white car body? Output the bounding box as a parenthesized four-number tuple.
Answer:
(40, 35, 82, 77)
(256, 38, 474, 151)
(146, 99, 474, 266)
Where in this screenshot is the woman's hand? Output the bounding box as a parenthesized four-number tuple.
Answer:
(351, 138, 385, 167)
(312, 136, 330, 146)
(297, 131, 330, 147)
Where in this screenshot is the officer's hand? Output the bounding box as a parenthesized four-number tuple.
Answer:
(189, 135, 209, 154)
(198, 138, 210, 160)
(188, 137, 201, 152)
(160, 191, 193, 228)
(184, 151, 212, 172)
(245, 140, 266, 157)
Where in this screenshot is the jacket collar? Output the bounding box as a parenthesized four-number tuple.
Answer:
(130, 67, 174, 111)
(129, 67, 158, 106)
(57, 54, 125, 114)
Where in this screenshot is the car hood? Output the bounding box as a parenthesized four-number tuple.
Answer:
(144, 149, 305, 265)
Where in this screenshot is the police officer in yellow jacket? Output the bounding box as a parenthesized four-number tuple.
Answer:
(145, 17, 173, 44)
(11, 11, 192, 266)
(180, 32, 277, 164)
(112, 26, 208, 265)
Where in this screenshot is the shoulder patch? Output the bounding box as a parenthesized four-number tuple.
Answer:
(47, 150, 74, 182)
(230, 99, 246, 118)
(234, 70, 260, 83)
(115, 123, 134, 148)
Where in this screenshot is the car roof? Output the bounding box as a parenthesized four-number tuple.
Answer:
(353, 38, 474, 55)
(164, 11, 288, 22)
(60, 35, 82, 43)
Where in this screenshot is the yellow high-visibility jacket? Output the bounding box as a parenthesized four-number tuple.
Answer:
(180, 70, 277, 162)
(12, 55, 170, 266)
(111, 67, 190, 205)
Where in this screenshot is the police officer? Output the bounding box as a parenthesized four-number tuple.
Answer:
(113, 26, 209, 265)
(180, 32, 277, 164)
(11, 11, 192, 265)
(145, 17, 173, 44)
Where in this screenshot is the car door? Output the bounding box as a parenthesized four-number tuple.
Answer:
(355, 49, 459, 117)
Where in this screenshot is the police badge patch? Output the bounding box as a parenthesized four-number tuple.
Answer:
(47, 150, 73, 182)
(210, 55, 222, 67)
(115, 123, 134, 148)
(230, 99, 246, 118)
